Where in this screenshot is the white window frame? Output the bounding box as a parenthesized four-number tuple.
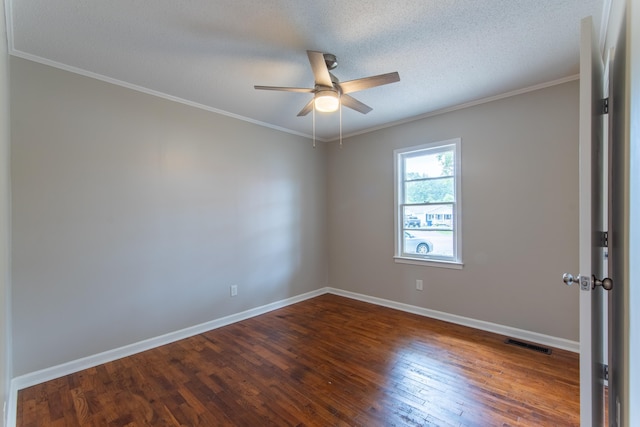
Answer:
(394, 138, 463, 269)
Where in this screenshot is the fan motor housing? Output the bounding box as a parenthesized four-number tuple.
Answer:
(323, 53, 338, 70)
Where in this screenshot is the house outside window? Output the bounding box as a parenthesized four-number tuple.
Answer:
(394, 138, 462, 269)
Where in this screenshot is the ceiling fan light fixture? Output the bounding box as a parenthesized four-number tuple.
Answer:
(314, 90, 340, 112)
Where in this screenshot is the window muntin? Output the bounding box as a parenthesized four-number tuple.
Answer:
(395, 139, 461, 266)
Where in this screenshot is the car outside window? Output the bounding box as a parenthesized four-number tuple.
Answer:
(394, 138, 462, 268)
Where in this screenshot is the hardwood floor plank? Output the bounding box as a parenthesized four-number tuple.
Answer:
(17, 294, 579, 426)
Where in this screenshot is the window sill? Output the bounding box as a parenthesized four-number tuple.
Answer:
(394, 256, 464, 270)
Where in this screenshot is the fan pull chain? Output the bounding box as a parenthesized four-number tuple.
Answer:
(339, 100, 343, 148)
(312, 102, 316, 148)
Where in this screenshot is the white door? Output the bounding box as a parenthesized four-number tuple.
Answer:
(578, 15, 607, 427)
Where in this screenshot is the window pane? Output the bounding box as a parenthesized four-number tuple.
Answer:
(404, 150, 454, 179)
(403, 229, 454, 258)
(404, 177, 454, 204)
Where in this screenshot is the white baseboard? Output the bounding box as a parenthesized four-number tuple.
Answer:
(7, 286, 578, 427)
(327, 287, 580, 353)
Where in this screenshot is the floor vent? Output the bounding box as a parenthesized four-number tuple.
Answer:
(505, 338, 552, 355)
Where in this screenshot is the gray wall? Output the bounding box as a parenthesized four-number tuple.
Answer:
(10, 57, 328, 376)
(1, 0, 12, 422)
(327, 81, 580, 341)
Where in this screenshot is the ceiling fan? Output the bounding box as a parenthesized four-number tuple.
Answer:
(254, 50, 400, 116)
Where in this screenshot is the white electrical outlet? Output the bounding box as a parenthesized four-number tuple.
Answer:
(230, 285, 238, 297)
(416, 280, 423, 291)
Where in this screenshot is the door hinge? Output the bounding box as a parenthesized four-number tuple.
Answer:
(597, 231, 609, 247)
(601, 97, 609, 114)
(604, 364, 609, 381)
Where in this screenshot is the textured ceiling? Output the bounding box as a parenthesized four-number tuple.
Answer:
(6, 0, 604, 140)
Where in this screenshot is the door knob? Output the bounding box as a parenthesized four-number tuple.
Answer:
(563, 273, 613, 291)
(562, 273, 579, 286)
(593, 276, 613, 291)
(562, 273, 590, 290)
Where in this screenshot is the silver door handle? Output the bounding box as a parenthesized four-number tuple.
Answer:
(562, 273, 580, 286)
(562, 273, 591, 290)
(594, 276, 613, 291)
(563, 273, 613, 291)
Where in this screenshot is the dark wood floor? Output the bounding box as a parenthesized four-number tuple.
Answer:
(17, 294, 580, 426)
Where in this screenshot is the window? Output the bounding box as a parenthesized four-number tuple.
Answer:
(394, 138, 462, 268)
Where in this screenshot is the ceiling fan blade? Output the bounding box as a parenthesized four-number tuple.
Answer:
(307, 50, 333, 88)
(254, 85, 314, 93)
(341, 94, 373, 114)
(338, 72, 400, 94)
(297, 99, 315, 117)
